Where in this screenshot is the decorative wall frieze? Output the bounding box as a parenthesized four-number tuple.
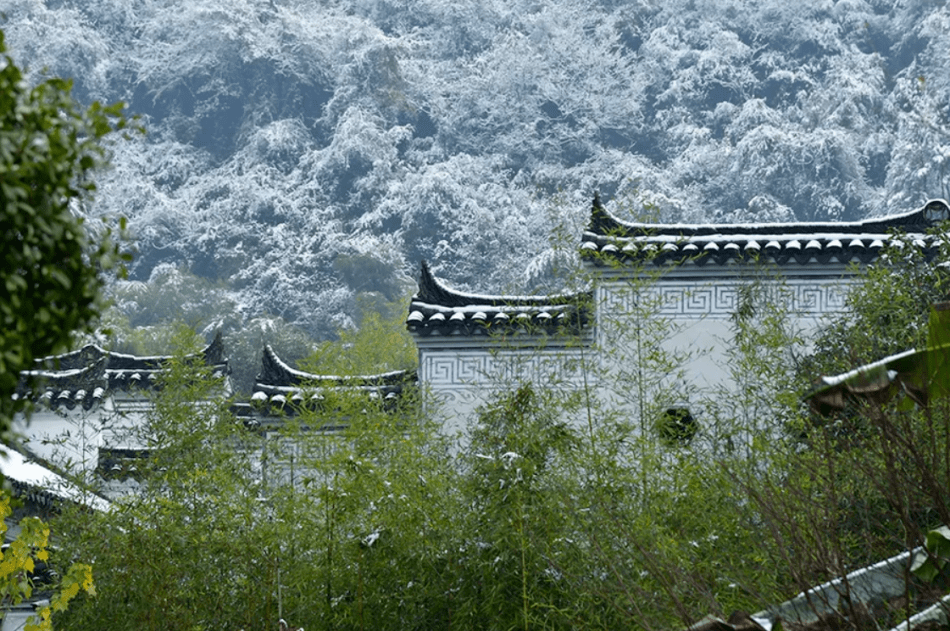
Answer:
(599, 278, 851, 320)
(421, 349, 591, 389)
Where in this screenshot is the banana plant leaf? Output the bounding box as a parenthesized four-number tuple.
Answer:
(808, 303, 950, 414)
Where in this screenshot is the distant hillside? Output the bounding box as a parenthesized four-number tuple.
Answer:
(4, 0, 949, 339)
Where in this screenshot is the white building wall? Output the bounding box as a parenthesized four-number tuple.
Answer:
(12, 394, 156, 500)
(595, 268, 854, 393)
(416, 265, 857, 439)
(13, 406, 105, 475)
(417, 341, 592, 438)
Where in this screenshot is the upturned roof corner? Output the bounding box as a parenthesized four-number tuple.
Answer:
(407, 260, 592, 337)
(243, 345, 415, 418)
(16, 335, 232, 410)
(586, 191, 621, 236)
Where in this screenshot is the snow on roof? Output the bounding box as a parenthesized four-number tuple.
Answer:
(19, 334, 231, 406)
(0, 446, 111, 512)
(807, 341, 950, 416)
(256, 345, 412, 387)
(582, 196, 949, 266)
(413, 260, 588, 308)
(240, 346, 414, 416)
(818, 348, 919, 388)
(33, 333, 228, 372)
(586, 195, 950, 237)
(406, 261, 592, 336)
(21, 367, 89, 379)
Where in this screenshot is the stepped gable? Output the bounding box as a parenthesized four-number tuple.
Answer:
(406, 260, 591, 336)
(581, 194, 950, 267)
(17, 333, 230, 409)
(245, 345, 415, 414)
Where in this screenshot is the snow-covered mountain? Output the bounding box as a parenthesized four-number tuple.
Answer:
(4, 0, 949, 340)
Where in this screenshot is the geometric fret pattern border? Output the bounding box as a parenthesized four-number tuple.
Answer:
(602, 278, 850, 320)
(422, 350, 589, 389)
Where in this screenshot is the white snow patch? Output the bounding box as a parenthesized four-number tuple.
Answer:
(0, 446, 111, 512)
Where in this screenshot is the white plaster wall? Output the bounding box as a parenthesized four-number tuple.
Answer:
(12, 396, 152, 485)
(596, 275, 850, 391)
(13, 407, 103, 473)
(418, 344, 592, 439)
(589, 269, 855, 443)
(416, 267, 856, 439)
(2, 607, 34, 631)
(102, 396, 152, 450)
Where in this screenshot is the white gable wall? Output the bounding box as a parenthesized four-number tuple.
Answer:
(416, 336, 592, 440)
(12, 395, 152, 493)
(595, 264, 854, 385)
(414, 262, 857, 440)
(13, 405, 107, 476)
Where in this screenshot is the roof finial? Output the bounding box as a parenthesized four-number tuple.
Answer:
(587, 191, 618, 235)
(923, 199, 950, 223)
(256, 345, 289, 385)
(416, 260, 464, 307)
(419, 259, 433, 284)
(203, 330, 227, 367)
(417, 260, 439, 302)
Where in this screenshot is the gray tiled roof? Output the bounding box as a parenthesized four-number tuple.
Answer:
(581, 194, 949, 267)
(407, 261, 591, 336)
(16, 334, 229, 410)
(236, 345, 415, 419)
(0, 445, 111, 512)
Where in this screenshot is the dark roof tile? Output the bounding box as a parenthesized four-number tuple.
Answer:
(581, 194, 949, 267)
(240, 346, 416, 417)
(18, 334, 230, 408)
(407, 261, 591, 336)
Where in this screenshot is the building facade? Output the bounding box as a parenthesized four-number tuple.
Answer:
(407, 195, 950, 435)
(11, 336, 230, 499)
(11, 337, 413, 501)
(9, 196, 949, 492)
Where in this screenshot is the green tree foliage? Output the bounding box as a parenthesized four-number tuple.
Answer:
(46, 225, 950, 630)
(303, 295, 417, 376)
(55, 327, 266, 630)
(37, 296, 843, 630)
(0, 29, 130, 435)
(280, 382, 456, 630)
(719, 230, 950, 627)
(0, 31, 127, 630)
(457, 385, 580, 630)
(806, 228, 950, 376)
(56, 324, 446, 631)
(0, 497, 95, 631)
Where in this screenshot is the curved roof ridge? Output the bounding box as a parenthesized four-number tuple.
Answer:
(18, 356, 108, 392)
(34, 344, 108, 371)
(414, 260, 588, 309)
(256, 345, 413, 388)
(585, 196, 950, 238)
(34, 332, 228, 371)
(104, 332, 227, 370)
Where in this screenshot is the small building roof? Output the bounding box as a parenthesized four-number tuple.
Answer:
(0, 445, 111, 512)
(581, 194, 949, 267)
(233, 345, 416, 420)
(16, 333, 230, 410)
(406, 260, 591, 337)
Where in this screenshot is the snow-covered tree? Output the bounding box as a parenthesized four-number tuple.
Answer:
(4, 0, 949, 337)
